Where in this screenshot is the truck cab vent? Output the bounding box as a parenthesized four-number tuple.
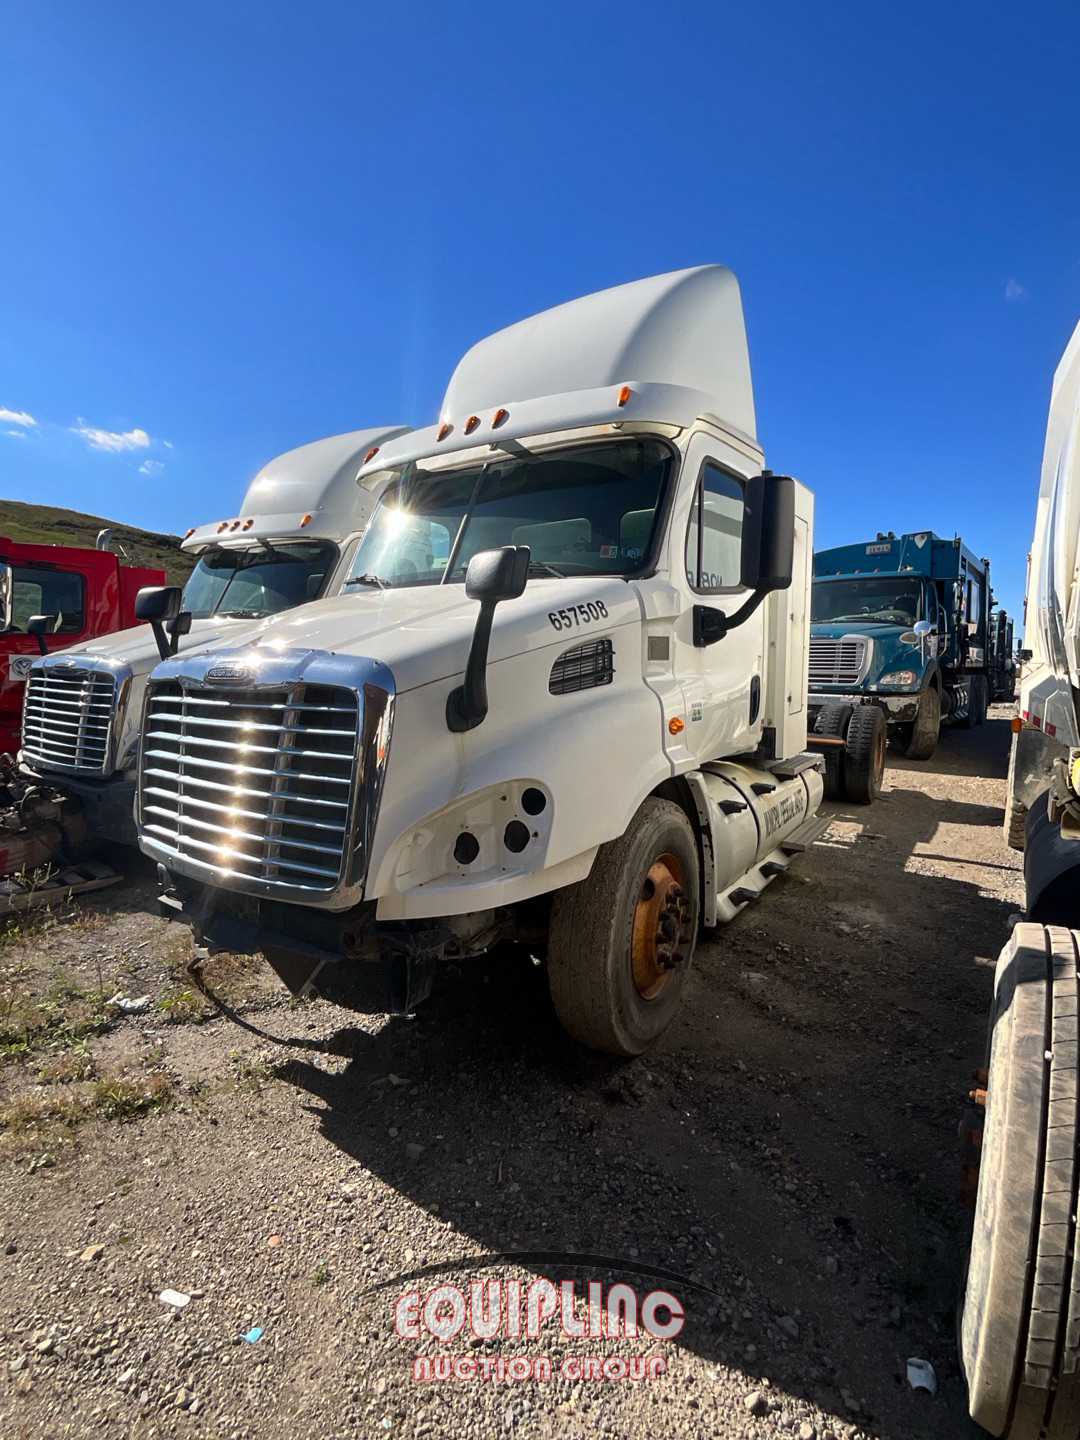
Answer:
(549, 638, 614, 695)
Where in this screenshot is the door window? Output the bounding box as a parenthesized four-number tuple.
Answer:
(10, 568, 86, 634)
(685, 464, 745, 593)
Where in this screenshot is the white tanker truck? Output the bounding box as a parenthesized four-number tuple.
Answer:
(960, 318, 1080, 1436)
(135, 267, 871, 1055)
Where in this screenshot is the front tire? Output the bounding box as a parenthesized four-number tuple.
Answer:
(900, 684, 940, 760)
(547, 797, 700, 1056)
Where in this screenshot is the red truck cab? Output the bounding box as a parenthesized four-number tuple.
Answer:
(0, 538, 165, 756)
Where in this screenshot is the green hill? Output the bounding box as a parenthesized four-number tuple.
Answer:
(0, 498, 195, 587)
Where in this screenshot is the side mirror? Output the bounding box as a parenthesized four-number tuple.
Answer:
(741, 472, 795, 592)
(27, 613, 59, 657)
(1019, 648, 1033, 663)
(694, 473, 795, 648)
(0, 563, 12, 634)
(135, 585, 183, 662)
(914, 620, 934, 637)
(446, 546, 530, 733)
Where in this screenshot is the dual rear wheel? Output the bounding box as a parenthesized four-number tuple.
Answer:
(813, 702, 887, 804)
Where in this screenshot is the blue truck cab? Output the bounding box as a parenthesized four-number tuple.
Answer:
(809, 530, 992, 761)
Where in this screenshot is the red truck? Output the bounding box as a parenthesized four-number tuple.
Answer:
(0, 536, 164, 756)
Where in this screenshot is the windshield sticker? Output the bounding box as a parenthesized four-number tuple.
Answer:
(548, 601, 609, 632)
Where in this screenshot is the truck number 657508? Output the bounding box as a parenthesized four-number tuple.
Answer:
(548, 601, 609, 631)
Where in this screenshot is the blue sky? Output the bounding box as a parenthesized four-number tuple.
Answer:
(2, 1, 1078, 619)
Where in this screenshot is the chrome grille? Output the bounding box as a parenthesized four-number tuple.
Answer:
(808, 636, 869, 687)
(140, 681, 360, 893)
(22, 667, 118, 776)
(549, 638, 615, 695)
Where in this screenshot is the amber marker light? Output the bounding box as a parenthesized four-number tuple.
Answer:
(242, 519, 254, 530)
(492, 408, 509, 428)
(464, 415, 481, 435)
(300, 513, 312, 527)
(669, 716, 685, 735)
(1012, 716, 1024, 733)
(617, 385, 633, 407)
(364, 446, 380, 463)
(182, 528, 195, 540)
(217, 522, 229, 533)
(437, 422, 453, 441)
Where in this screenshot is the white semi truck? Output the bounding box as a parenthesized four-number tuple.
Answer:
(135, 266, 852, 1056)
(960, 318, 1080, 1437)
(18, 426, 408, 845)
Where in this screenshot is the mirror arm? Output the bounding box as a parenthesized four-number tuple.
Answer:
(149, 621, 171, 663)
(693, 588, 770, 648)
(167, 611, 192, 656)
(446, 601, 497, 732)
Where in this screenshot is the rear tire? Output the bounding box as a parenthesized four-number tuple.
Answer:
(973, 674, 990, 727)
(843, 704, 886, 804)
(813, 703, 853, 801)
(547, 798, 699, 1057)
(901, 685, 940, 760)
(960, 924, 1080, 1439)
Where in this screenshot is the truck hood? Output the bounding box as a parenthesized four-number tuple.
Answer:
(181, 578, 642, 694)
(811, 620, 923, 685)
(49, 615, 279, 673)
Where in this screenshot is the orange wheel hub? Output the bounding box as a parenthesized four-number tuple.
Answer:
(631, 852, 692, 1000)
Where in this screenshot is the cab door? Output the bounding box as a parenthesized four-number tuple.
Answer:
(669, 431, 764, 764)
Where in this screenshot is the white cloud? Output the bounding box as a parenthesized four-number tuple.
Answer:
(139, 459, 164, 476)
(0, 407, 37, 428)
(1005, 278, 1029, 303)
(5, 429, 29, 439)
(71, 419, 151, 452)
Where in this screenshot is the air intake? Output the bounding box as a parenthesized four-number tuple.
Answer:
(549, 638, 614, 695)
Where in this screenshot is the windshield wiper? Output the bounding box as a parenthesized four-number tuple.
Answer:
(343, 573, 391, 589)
(218, 608, 264, 619)
(527, 561, 565, 578)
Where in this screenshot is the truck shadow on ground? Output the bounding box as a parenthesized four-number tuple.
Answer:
(270, 837, 1005, 1438)
(886, 712, 1013, 783)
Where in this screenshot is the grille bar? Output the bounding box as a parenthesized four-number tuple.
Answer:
(22, 669, 118, 776)
(141, 681, 360, 892)
(808, 637, 869, 687)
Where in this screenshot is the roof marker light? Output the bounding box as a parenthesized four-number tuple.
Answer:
(492, 408, 509, 428)
(617, 385, 632, 407)
(230, 520, 241, 531)
(300, 514, 312, 527)
(364, 445, 380, 464)
(464, 415, 480, 435)
(437, 422, 453, 441)
(217, 522, 229, 533)
(183, 528, 195, 540)
(242, 519, 254, 531)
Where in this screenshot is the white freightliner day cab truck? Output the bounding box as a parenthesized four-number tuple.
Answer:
(959, 317, 1080, 1438)
(136, 267, 843, 1057)
(17, 427, 408, 847)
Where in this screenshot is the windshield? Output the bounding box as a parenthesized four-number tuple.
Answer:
(182, 542, 337, 619)
(812, 576, 925, 625)
(342, 439, 674, 588)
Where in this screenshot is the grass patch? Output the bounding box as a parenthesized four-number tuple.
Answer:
(229, 1050, 275, 1091)
(0, 1063, 173, 1164)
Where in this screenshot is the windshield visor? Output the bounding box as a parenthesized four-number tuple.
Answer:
(182, 541, 337, 619)
(811, 577, 925, 626)
(343, 439, 674, 588)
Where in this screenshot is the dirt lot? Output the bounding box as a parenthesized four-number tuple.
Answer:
(0, 708, 1022, 1440)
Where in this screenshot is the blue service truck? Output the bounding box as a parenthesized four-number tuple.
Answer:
(808, 530, 993, 768)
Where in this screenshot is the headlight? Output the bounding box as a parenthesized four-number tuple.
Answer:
(878, 670, 918, 686)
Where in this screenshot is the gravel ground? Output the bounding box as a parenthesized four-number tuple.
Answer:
(0, 707, 1022, 1439)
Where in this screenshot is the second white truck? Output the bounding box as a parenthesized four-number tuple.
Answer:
(18, 426, 408, 844)
(136, 266, 846, 1055)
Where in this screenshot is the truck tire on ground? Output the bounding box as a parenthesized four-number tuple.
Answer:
(973, 674, 990, 727)
(547, 797, 700, 1057)
(1024, 792, 1080, 927)
(843, 704, 886, 804)
(898, 684, 940, 761)
(813, 703, 853, 801)
(960, 924, 1080, 1439)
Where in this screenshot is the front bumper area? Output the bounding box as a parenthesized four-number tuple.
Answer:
(156, 869, 510, 1014)
(807, 691, 920, 725)
(19, 765, 137, 846)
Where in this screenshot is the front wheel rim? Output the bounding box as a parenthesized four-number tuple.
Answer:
(631, 852, 693, 1000)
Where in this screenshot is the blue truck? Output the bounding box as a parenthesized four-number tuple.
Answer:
(808, 530, 993, 767)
